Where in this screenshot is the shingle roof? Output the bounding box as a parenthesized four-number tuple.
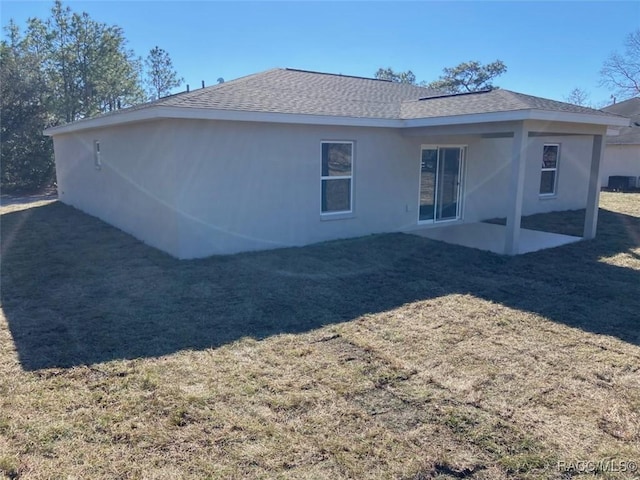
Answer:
(154, 68, 442, 119)
(602, 97, 640, 119)
(602, 98, 640, 145)
(46, 68, 629, 136)
(400, 89, 614, 119)
(149, 68, 615, 120)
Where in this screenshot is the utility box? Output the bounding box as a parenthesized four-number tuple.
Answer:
(608, 176, 637, 191)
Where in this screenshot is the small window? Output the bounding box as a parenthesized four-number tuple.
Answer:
(539, 144, 559, 195)
(94, 140, 101, 170)
(321, 141, 353, 213)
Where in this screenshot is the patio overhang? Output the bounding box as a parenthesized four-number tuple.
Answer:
(503, 120, 605, 254)
(403, 118, 608, 255)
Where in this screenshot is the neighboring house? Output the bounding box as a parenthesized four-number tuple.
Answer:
(44, 68, 629, 258)
(601, 97, 640, 189)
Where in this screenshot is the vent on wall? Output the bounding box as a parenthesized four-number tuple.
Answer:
(94, 140, 101, 170)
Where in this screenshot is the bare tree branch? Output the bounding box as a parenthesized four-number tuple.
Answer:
(600, 29, 640, 100)
(564, 87, 591, 107)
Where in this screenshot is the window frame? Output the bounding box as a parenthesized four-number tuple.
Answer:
(320, 140, 354, 216)
(539, 143, 560, 197)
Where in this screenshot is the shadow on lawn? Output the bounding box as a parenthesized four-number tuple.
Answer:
(1, 202, 639, 370)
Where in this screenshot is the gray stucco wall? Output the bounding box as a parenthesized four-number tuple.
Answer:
(53, 119, 597, 258)
(168, 121, 420, 257)
(54, 121, 181, 255)
(522, 135, 593, 215)
(402, 133, 593, 222)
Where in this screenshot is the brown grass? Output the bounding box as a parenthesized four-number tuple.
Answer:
(0, 192, 639, 479)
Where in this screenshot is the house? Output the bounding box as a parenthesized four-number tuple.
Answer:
(601, 97, 640, 189)
(44, 68, 629, 258)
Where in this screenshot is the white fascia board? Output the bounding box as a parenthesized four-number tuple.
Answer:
(44, 106, 401, 135)
(401, 109, 631, 129)
(44, 105, 630, 136)
(401, 110, 530, 127)
(526, 109, 630, 127)
(44, 108, 165, 136)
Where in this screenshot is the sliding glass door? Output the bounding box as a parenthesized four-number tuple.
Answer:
(419, 146, 464, 223)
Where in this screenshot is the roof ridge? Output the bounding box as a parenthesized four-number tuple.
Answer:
(283, 67, 393, 83)
(501, 89, 596, 110)
(603, 96, 640, 108)
(498, 89, 612, 114)
(155, 68, 282, 104)
(417, 89, 493, 101)
(491, 89, 534, 109)
(281, 68, 442, 96)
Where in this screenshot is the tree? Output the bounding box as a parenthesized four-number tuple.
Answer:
(600, 29, 640, 100)
(1, 22, 55, 191)
(425, 60, 507, 94)
(374, 67, 416, 84)
(93, 26, 144, 112)
(24, 0, 144, 122)
(145, 46, 183, 100)
(564, 87, 591, 107)
(1, 0, 146, 193)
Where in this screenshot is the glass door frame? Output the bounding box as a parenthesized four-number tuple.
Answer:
(417, 144, 466, 225)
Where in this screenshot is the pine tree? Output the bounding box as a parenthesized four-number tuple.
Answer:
(145, 46, 183, 100)
(0, 22, 55, 191)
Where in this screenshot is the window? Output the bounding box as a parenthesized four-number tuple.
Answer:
(321, 141, 353, 213)
(539, 144, 559, 195)
(94, 140, 101, 170)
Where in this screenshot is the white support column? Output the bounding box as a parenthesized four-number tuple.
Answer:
(583, 134, 604, 239)
(504, 122, 529, 255)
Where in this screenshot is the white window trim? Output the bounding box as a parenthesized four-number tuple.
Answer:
(539, 143, 560, 197)
(320, 140, 354, 216)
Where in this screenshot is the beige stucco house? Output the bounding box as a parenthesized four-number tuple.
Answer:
(601, 97, 640, 189)
(44, 69, 629, 258)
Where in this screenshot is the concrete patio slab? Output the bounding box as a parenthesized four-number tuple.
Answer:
(409, 222, 582, 255)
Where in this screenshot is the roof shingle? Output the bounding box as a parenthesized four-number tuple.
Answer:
(602, 98, 640, 145)
(152, 68, 619, 120)
(51, 68, 629, 130)
(156, 68, 442, 119)
(602, 97, 640, 120)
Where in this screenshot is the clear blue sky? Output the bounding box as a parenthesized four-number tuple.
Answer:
(1, 1, 639, 106)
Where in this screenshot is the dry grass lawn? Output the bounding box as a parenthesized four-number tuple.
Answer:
(1, 192, 639, 479)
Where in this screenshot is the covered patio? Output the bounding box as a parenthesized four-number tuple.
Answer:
(411, 222, 581, 255)
(401, 114, 624, 255)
